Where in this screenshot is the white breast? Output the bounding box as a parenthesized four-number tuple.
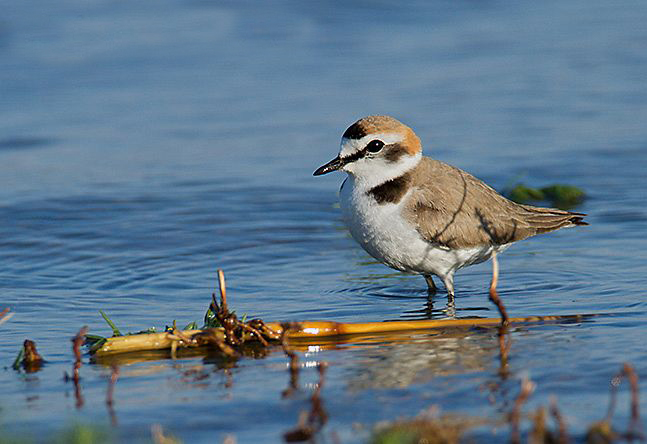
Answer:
(339, 177, 506, 280)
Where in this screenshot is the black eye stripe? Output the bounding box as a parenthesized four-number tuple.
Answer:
(340, 148, 367, 163)
(340, 140, 389, 163)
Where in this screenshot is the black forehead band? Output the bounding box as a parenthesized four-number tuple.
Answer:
(342, 122, 367, 140)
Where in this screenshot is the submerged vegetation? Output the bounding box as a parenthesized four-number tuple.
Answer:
(504, 183, 586, 209)
(370, 365, 643, 444)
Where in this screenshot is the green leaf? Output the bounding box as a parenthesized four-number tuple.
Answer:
(88, 337, 107, 354)
(203, 306, 221, 329)
(183, 321, 198, 330)
(99, 310, 122, 337)
(12, 347, 24, 371)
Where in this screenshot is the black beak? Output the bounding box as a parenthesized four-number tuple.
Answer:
(313, 156, 343, 176)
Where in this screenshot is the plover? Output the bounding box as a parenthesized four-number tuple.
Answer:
(314, 115, 587, 303)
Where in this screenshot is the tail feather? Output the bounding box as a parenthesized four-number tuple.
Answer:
(569, 215, 588, 226)
(518, 205, 588, 234)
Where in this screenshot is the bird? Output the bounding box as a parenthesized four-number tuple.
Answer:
(314, 115, 587, 310)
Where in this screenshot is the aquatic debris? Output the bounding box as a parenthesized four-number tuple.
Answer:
(106, 364, 119, 426)
(93, 314, 590, 356)
(57, 423, 111, 444)
(206, 270, 279, 349)
(370, 407, 484, 444)
(510, 376, 536, 444)
(372, 364, 643, 443)
(12, 339, 45, 373)
(64, 326, 88, 409)
(586, 362, 644, 443)
(529, 406, 549, 444)
(549, 398, 570, 444)
(100, 310, 122, 336)
(509, 381, 577, 444)
(152, 424, 182, 444)
(71, 326, 88, 382)
(542, 185, 586, 208)
(281, 322, 302, 399)
(504, 183, 585, 209)
(0, 307, 13, 326)
(94, 312, 590, 357)
(92, 270, 280, 357)
(283, 362, 328, 442)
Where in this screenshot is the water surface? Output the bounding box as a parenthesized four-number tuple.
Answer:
(1, 0, 647, 442)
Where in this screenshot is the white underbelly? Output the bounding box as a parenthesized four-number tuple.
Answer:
(340, 181, 507, 278)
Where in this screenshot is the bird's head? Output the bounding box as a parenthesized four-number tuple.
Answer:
(314, 115, 422, 188)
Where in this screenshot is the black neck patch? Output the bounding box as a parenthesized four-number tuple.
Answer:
(367, 172, 412, 205)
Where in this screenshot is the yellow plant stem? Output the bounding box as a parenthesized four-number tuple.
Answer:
(94, 314, 586, 356)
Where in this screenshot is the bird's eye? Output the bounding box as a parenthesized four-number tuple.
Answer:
(366, 140, 385, 153)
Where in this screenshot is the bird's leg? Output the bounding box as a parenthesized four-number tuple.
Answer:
(440, 273, 457, 318)
(423, 274, 437, 296)
(442, 273, 455, 299)
(488, 251, 511, 372)
(445, 296, 456, 319)
(488, 250, 509, 326)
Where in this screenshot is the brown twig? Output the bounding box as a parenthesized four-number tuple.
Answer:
(192, 328, 237, 357)
(529, 406, 547, 444)
(66, 326, 88, 409)
(218, 268, 228, 312)
(239, 322, 270, 347)
(590, 362, 644, 443)
(107, 364, 120, 426)
(72, 326, 88, 382)
(21, 339, 44, 373)
(497, 324, 511, 377)
(623, 363, 643, 440)
(206, 270, 280, 351)
(509, 376, 536, 444)
(283, 362, 329, 442)
(550, 397, 569, 444)
(606, 373, 622, 423)
(0, 307, 13, 326)
(249, 318, 281, 341)
(281, 322, 301, 398)
(309, 362, 329, 428)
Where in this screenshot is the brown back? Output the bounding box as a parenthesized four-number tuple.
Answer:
(404, 158, 587, 249)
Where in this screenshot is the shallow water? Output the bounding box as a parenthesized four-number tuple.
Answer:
(1, 0, 647, 442)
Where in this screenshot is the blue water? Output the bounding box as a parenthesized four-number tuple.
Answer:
(2, 0, 647, 442)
